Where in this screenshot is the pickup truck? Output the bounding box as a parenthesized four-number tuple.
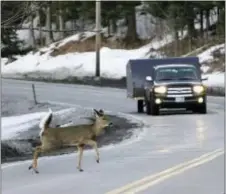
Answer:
(126, 57, 208, 115)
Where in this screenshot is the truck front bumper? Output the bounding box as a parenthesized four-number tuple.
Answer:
(153, 95, 206, 109)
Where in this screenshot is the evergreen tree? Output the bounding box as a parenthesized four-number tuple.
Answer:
(1, 1, 27, 57)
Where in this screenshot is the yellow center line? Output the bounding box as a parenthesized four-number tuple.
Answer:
(106, 149, 224, 194)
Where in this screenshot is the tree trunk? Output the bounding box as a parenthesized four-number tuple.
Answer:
(187, 16, 195, 51)
(45, 2, 54, 45)
(205, 9, 210, 40)
(80, 17, 85, 32)
(108, 19, 116, 36)
(174, 28, 179, 56)
(112, 18, 117, 34)
(29, 14, 36, 48)
(107, 19, 111, 36)
(216, 7, 220, 38)
(180, 27, 184, 38)
(58, 8, 65, 39)
(200, 10, 204, 37)
(200, 10, 204, 44)
(37, 9, 43, 47)
(125, 7, 138, 42)
(187, 18, 195, 38)
(217, 7, 220, 22)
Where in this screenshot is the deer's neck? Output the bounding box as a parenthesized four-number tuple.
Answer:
(92, 123, 104, 136)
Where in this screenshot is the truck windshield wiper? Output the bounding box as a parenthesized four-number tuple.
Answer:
(157, 78, 174, 81)
(178, 77, 196, 80)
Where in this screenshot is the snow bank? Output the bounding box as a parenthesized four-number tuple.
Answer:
(2, 112, 46, 140)
(1, 35, 172, 80)
(198, 43, 225, 64)
(203, 72, 225, 88)
(1, 58, 8, 66)
(1, 107, 96, 141)
(57, 31, 97, 48)
(198, 43, 225, 74)
(1, 31, 224, 89)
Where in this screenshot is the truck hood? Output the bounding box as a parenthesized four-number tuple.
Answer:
(154, 80, 202, 86)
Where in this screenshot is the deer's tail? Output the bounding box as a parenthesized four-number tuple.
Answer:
(39, 108, 53, 137)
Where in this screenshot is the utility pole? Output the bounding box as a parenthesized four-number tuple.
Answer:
(95, 0, 101, 78)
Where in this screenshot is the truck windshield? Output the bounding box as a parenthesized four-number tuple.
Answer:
(155, 66, 199, 81)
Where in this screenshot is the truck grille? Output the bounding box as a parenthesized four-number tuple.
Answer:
(167, 87, 193, 97)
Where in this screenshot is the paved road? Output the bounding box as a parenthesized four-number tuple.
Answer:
(2, 79, 225, 194)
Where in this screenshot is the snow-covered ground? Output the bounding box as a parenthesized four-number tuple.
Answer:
(197, 43, 225, 88)
(203, 72, 224, 88)
(199, 43, 225, 73)
(2, 2, 223, 86)
(1, 105, 143, 164)
(1, 38, 225, 88)
(1, 34, 172, 80)
(1, 107, 96, 141)
(2, 112, 46, 140)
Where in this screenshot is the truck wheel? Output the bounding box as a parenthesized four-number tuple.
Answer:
(151, 102, 159, 116)
(145, 100, 151, 115)
(197, 103, 207, 114)
(193, 104, 207, 114)
(137, 100, 144, 113)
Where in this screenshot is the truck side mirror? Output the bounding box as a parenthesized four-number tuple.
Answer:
(201, 75, 208, 81)
(146, 76, 153, 81)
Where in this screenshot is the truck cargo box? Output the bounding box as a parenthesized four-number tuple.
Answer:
(126, 57, 200, 99)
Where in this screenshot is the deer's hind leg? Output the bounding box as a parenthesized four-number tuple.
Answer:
(28, 146, 42, 174)
(77, 144, 84, 172)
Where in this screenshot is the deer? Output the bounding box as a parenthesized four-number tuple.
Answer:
(28, 108, 113, 173)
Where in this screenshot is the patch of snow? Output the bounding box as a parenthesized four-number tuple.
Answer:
(2, 35, 224, 90)
(1, 107, 96, 141)
(203, 72, 225, 88)
(2, 26, 224, 89)
(2, 36, 171, 80)
(198, 43, 225, 64)
(1, 58, 8, 66)
(2, 112, 46, 140)
(57, 31, 97, 48)
(201, 65, 210, 73)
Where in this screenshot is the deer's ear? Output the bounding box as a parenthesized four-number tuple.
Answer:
(99, 109, 104, 116)
(93, 109, 99, 116)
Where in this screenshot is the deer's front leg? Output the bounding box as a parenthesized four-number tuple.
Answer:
(84, 140, 100, 163)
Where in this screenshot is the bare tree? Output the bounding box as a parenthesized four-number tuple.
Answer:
(45, 1, 54, 45)
(58, 1, 65, 39)
(2, 1, 36, 26)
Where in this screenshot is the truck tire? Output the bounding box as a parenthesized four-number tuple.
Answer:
(150, 102, 160, 116)
(146, 100, 151, 115)
(146, 101, 159, 115)
(197, 103, 207, 114)
(137, 100, 144, 113)
(193, 103, 207, 114)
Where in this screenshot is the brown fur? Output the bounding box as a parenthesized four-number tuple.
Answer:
(28, 109, 112, 173)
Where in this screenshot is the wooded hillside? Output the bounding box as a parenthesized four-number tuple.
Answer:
(1, 1, 225, 58)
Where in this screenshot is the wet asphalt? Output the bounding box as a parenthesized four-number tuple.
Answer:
(1, 78, 225, 194)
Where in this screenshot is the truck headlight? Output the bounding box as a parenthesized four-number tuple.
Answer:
(193, 85, 204, 93)
(154, 86, 167, 94)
